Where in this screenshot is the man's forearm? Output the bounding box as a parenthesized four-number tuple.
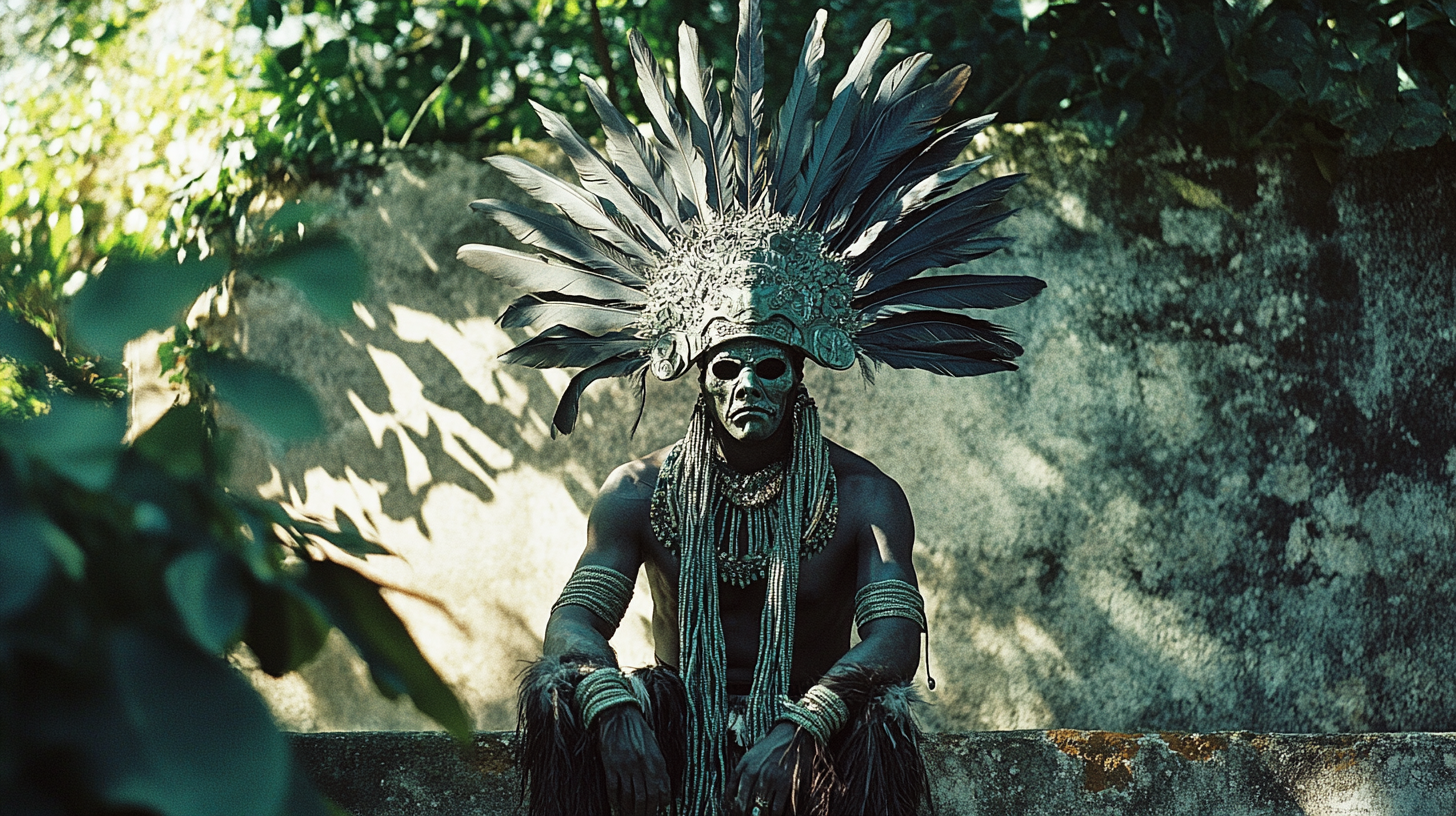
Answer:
(543, 607, 619, 666)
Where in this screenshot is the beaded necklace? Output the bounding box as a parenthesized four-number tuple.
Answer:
(650, 391, 837, 815)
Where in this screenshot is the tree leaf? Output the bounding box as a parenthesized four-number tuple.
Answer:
(0, 513, 56, 619)
(0, 311, 59, 367)
(132, 402, 209, 479)
(166, 550, 250, 654)
(243, 581, 332, 677)
(87, 630, 291, 816)
(306, 560, 471, 739)
(246, 233, 368, 323)
(313, 40, 350, 79)
(204, 355, 326, 442)
(67, 253, 229, 361)
(3, 395, 126, 490)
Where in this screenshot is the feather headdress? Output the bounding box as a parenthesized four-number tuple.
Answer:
(459, 0, 1045, 435)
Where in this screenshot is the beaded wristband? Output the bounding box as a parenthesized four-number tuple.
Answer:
(853, 579, 927, 632)
(775, 684, 849, 746)
(574, 667, 641, 728)
(552, 565, 635, 626)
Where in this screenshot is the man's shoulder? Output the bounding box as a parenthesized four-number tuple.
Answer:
(826, 440, 907, 505)
(598, 443, 675, 504)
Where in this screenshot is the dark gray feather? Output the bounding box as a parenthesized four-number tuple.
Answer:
(732, 0, 765, 209)
(788, 18, 891, 219)
(485, 156, 657, 264)
(457, 244, 647, 303)
(500, 325, 647, 370)
(853, 273, 1046, 312)
(859, 348, 1016, 377)
(529, 101, 674, 253)
(469, 198, 644, 284)
(581, 75, 684, 232)
(770, 9, 826, 209)
(839, 159, 985, 256)
(858, 311, 1025, 359)
(678, 23, 730, 211)
(498, 294, 642, 334)
(552, 353, 649, 436)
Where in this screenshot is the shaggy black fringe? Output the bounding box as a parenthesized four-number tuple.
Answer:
(818, 668, 931, 816)
(515, 657, 689, 816)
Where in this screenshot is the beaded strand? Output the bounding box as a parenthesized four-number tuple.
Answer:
(552, 565, 636, 628)
(574, 666, 642, 727)
(775, 683, 849, 746)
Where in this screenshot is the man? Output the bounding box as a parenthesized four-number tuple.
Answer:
(458, 2, 1044, 813)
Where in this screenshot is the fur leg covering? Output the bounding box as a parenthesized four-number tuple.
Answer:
(515, 658, 689, 816)
(819, 668, 930, 816)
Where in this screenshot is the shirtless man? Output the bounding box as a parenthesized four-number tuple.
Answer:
(542, 337, 922, 816)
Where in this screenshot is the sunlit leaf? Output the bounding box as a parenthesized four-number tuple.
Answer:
(67, 253, 229, 361)
(245, 233, 368, 323)
(205, 355, 326, 442)
(244, 581, 332, 677)
(166, 550, 250, 654)
(88, 629, 291, 816)
(307, 560, 471, 739)
(3, 395, 126, 490)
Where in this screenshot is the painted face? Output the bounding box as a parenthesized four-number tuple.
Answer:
(700, 338, 798, 443)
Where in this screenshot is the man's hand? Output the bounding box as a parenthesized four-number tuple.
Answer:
(727, 722, 810, 816)
(596, 704, 671, 816)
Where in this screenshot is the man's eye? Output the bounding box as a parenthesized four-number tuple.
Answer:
(712, 360, 742, 379)
(756, 359, 787, 379)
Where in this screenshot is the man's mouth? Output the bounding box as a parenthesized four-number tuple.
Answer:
(730, 406, 772, 423)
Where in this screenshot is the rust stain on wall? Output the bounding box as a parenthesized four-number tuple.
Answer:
(1159, 732, 1230, 762)
(1046, 730, 1143, 792)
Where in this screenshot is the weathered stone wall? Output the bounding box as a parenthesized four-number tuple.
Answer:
(213, 127, 1456, 734)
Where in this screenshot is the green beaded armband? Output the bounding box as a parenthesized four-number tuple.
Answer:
(552, 565, 635, 626)
(574, 666, 641, 727)
(776, 684, 849, 745)
(854, 579, 927, 632)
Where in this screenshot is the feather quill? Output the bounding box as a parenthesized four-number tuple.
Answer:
(853, 273, 1046, 312)
(457, 244, 646, 304)
(500, 325, 647, 370)
(770, 10, 826, 209)
(580, 75, 684, 232)
(789, 18, 892, 219)
(469, 198, 643, 285)
(485, 156, 656, 264)
(552, 353, 649, 436)
(529, 101, 674, 252)
(731, 0, 765, 209)
(498, 294, 642, 334)
(630, 30, 707, 220)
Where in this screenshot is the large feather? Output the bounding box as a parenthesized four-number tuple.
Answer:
(498, 293, 641, 334)
(731, 0, 765, 210)
(630, 30, 706, 220)
(853, 273, 1046, 312)
(820, 65, 970, 239)
(788, 18, 892, 219)
(500, 325, 647, 370)
(865, 53, 932, 123)
(678, 23, 731, 212)
(469, 198, 643, 285)
(485, 156, 656, 265)
(852, 175, 1023, 294)
(859, 347, 1016, 377)
(580, 75, 684, 233)
(838, 114, 996, 245)
(552, 353, 648, 436)
(529, 101, 674, 253)
(769, 10, 826, 209)
(857, 311, 1025, 359)
(840, 159, 986, 257)
(457, 244, 646, 304)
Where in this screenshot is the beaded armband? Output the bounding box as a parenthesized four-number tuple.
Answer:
(551, 565, 635, 626)
(854, 579, 927, 633)
(574, 666, 641, 728)
(775, 684, 849, 746)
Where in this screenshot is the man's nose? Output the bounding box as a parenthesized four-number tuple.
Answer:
(734, 367, 763, 396)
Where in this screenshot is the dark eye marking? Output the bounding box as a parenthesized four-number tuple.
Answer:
(712, 360, 743, 379)
(756, 359, 788, 379)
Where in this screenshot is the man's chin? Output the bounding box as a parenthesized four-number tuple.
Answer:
(727, 417, 779, 442)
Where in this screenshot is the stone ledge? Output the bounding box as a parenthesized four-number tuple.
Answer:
(291, 730, 1456, 815)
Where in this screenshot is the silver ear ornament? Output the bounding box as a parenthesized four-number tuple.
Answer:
(461, 0, 1046, 435)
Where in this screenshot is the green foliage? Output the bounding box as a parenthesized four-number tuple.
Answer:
(0, 227, 469, 813)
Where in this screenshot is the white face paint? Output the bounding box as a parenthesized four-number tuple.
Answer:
(700, 338, 798, 443)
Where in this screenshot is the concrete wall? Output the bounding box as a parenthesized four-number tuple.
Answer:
(211, 128, 1456, 735)
(292, 730, 1456, 815)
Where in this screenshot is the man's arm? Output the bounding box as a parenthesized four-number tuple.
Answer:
(729, 472, 921, 816)
(541, 461, 671, 816)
